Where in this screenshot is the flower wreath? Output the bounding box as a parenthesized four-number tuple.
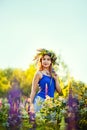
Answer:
(34, 48, 58, 65)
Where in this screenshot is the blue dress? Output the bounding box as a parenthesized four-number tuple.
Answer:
(33, 74, 56, 112)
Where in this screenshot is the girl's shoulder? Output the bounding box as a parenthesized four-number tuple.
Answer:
(35, 70, 43, 79)
(35, 70, 42, 75)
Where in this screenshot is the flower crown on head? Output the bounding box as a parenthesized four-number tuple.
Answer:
(34, 48, 58, 65)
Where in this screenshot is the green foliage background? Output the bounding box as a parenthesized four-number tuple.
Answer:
(0, 54, 87, 130)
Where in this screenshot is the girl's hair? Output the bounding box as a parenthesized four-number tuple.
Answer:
(37, 55, 53, 74)
(34, 48, 58, 65)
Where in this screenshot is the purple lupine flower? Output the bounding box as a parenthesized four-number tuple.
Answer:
(67, 87, 73, 107)
(45, 83, 48, 98)
(7, 78, 22, 127)
(28, 104, 35, 122)
(29, 111, 35, 122)
(66, 87, 79, 130)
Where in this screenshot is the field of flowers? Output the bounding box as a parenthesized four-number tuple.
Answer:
(0, 56, 87, 130)
(0, 79, 87, 130)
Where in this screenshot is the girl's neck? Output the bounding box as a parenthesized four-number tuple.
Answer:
(43, 67, 49, 71)
(43, 68, 49, 71)
(42, 68, 51, 76)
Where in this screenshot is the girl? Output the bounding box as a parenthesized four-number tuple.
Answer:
(29, 48, 61, 114)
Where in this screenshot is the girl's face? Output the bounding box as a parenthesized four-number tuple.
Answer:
(41, 55, 51, 68)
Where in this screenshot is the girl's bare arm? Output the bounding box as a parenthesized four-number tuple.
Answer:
(52, 72, 61, 93)
(55, 77, 61, 93)
(30, 71, 41, 104)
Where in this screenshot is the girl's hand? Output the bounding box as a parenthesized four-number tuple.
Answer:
(52, 71, 58, 81)
(30, 103, 35, 113)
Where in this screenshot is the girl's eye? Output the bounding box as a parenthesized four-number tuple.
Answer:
(47, 59, 50, 61)
(43, 58, 50, 61)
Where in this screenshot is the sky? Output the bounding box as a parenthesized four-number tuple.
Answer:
(0, 0, 87, 83)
